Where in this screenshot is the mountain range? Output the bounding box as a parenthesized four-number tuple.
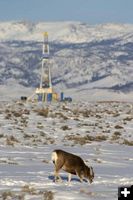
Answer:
(0, 21, 133, 101)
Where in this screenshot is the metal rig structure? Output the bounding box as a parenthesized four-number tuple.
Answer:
(28, 32, 58, 102)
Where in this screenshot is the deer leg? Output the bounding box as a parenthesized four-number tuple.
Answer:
(68, 173, 72, 183)
(54, 169, 62, 182)
(54, 160, 63, 182)
(76, 170, 84, 182)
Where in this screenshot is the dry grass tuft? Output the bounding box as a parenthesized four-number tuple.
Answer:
(123, 117, 133, 121)
(61, 125, 71, 131)
(2, 191, 13, 200)
(35, 108, 49, 117)
(122, 139, 133, 146)
(111, 132, 121, 141)
(21, 184, 37, 195)
(43, 191, 54, 200)
(114, 125, 124, 129)
(1, 190, 25, 200)
(6, 135, 19, 146)
(64, 134, 108, 145)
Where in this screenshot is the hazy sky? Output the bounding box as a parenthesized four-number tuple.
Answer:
(0, 0, 133, 24)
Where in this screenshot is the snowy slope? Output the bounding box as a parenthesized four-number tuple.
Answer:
(0, 21, 133, 101)
(0, 21, 133, 43)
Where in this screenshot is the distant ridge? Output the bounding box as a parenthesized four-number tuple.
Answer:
(0, 21, 133, 101)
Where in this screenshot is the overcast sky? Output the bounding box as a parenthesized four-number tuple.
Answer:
(0, 0, 133, 24)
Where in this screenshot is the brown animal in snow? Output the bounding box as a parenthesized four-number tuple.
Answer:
(52, 149, 94, 183)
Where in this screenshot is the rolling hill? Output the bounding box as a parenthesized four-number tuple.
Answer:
(0, 21, 133, 101)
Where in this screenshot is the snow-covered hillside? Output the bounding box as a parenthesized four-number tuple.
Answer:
(0, 21, 133, 101)
(0, 21, 133, 43)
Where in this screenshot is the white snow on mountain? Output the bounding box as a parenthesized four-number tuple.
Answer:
(0, 21, 133, 101)
(0, 21, 133, 43)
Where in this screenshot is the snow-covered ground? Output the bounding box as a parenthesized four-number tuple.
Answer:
(0, 100, 133, 199)
(0, 143, 132, 200)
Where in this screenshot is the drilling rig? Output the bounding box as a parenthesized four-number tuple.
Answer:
(25, 32, 72, 103)
(28, 32, 58, 102)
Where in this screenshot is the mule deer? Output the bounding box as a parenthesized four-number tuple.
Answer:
(52, 149, 94, 183)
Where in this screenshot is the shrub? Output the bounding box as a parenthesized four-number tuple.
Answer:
(2, 191, 13, 200)
(12, 111, 22, 117)
(43, 191, 54, 200)
(95, 134, 108, 141)
(64, 134, 108, 145)
(61, 125, 71, 131)
(21, 185, 36, 194)
(111, 131, 121, 140)
(6, 136, 19, 146)
(123, 117, 133, 121)
(114, 125, 123, 129)
(35, 108, 49, 117)
(122, 139, 133, 146)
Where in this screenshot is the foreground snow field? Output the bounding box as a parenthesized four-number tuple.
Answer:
(0, 100, 133, 199)
(0, 143, 132, 200)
